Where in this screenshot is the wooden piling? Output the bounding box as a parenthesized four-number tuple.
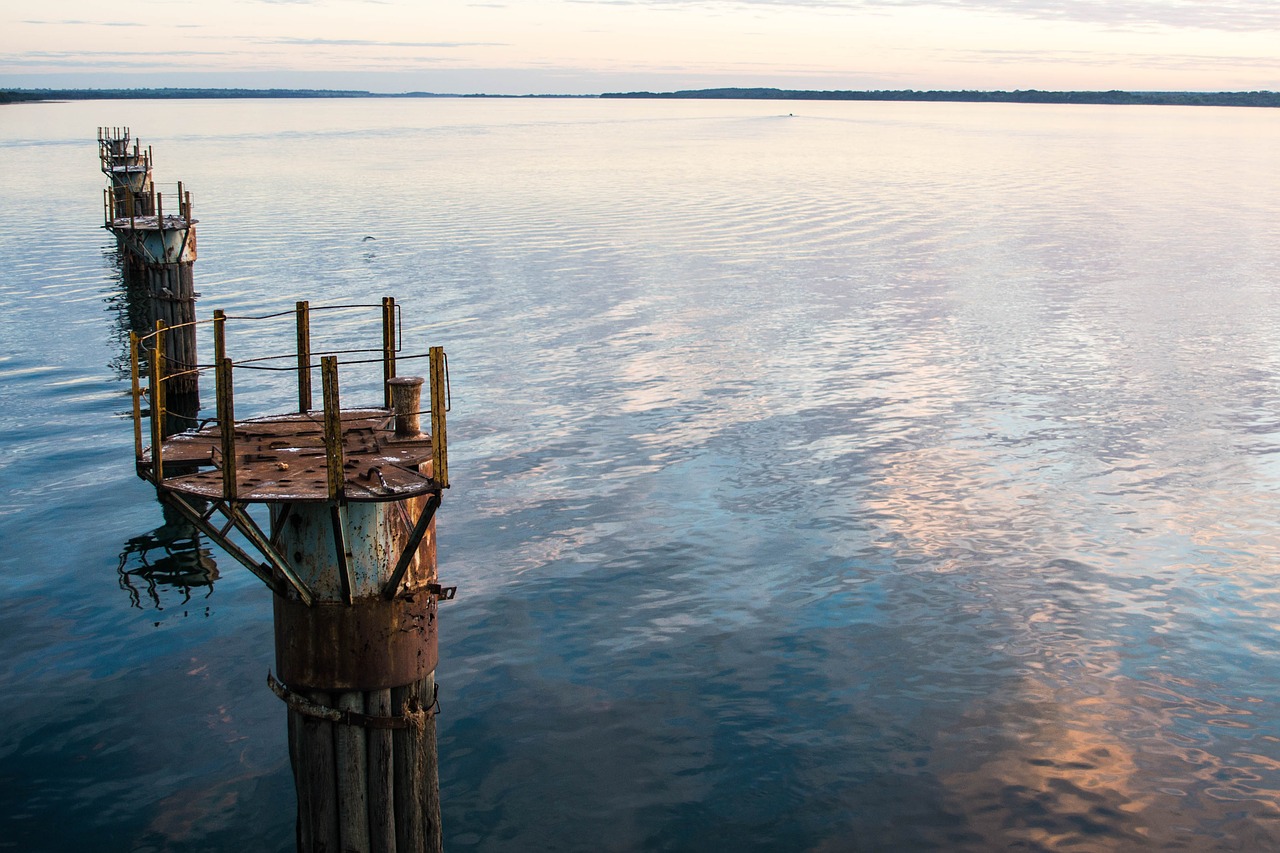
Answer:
(291, 690, 342, 851)
(99, 127, 154, 220)
(104, 135, 452, 850)
(260, 352, 448, 852)
(368, 688, 397, 851)
(336, 691, 372, 851)
(100, 128, 200, 429)
(103, 137, 456, 849)
(271, 471, 445, 853)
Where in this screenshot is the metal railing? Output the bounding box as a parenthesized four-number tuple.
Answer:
(130, 297, 450, 495)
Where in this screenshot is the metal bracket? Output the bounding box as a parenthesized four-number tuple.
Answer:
(428, 584, 457, 601)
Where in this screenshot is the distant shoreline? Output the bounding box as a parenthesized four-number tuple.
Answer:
(4, 86, 1278, 108)
(0, 88, 587, 104)
(601, 87, 1280, 108)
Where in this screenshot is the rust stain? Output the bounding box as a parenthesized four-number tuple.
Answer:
(146, 409, 437, 503)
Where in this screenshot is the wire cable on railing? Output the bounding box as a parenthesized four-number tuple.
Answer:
(198, 408, 440, 430)
(166, 409, 203, 426)
(151, 349, 428, 377)
(232, 352, 431, 372)
(229, 345, 403, 368)
(151, 348, 425, 371)
(221, 303, 398, 322)
(158, 366, 202, 383)
(131, 304, 448, 454)
(134, 302, 403, 346)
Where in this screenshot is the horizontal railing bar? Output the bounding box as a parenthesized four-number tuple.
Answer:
(134, 302, 402, 346)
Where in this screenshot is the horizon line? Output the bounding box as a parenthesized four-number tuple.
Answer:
(4, 86, 1279, 107)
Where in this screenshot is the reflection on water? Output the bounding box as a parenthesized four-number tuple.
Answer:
(1, 98, 1279, 851)
(118, 503, 220, 611)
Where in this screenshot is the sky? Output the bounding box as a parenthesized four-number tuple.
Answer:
(3, 0, 1279, 95)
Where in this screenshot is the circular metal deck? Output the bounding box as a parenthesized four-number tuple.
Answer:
(148, 409, 437, 503)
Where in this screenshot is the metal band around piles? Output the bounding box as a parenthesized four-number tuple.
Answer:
(268, 672, 436, 729)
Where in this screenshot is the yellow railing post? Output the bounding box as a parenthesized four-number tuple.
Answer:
(382, 296, 396, 409)
(150, 322, 166, 483)
(130, 331, 143, 460)
(296, 300, 312, 413)
(429, 346, 449, 489)
(213, 309, 226, 365)
(322, 356, 345, 501)
(216, 356, 238, 500)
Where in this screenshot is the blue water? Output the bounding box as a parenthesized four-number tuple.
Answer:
(2, 97, 1280, 851)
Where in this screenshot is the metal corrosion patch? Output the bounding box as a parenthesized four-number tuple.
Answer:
(274, 592, 438, 690)
(152, 410, 437, 503)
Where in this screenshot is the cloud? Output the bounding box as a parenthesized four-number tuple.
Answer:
(22, 19, 144, 27)
(568, 0, 1280, 32)
(0, 48, 254, 70)
(943, 47, 1280, 71)
(1, 56, 231, 70)
(257, 37, 506, 48)
(10, 49, 246, 60)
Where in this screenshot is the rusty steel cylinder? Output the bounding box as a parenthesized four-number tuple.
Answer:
(272, 479, 442, 852)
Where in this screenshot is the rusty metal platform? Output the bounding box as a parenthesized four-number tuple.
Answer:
(145, 409, 437, 503)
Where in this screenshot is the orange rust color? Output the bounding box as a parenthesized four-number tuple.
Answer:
(146, 409, 436, 504)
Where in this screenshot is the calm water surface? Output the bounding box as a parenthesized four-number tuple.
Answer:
(2, 98, 1280, 851)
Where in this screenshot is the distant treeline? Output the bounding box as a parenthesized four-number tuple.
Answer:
(601, 88, 1280, 108)
(0, 88, 597, 104)
(0, 88, 385, 103)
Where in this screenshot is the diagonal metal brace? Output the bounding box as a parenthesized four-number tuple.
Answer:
(159, 491, 286, 598)
(158, 491, 316, 606)
(331, 503, 353, 605)
(226, 503, 315, 607)
(381, 491, 441, 599)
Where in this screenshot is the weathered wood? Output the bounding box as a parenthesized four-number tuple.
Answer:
(336, 690, 371, 852)
(216, 357, 237, 499)
(287, 708, 313, 853)
(149, 328, 164, 480)
(389, 677, 444, 853)
(392, 683, 425, 853)
(299, 690, 341, 853)
(419, 674, 443, 853)
(138, 260, 198, 397)
(367, 688, 396, 853)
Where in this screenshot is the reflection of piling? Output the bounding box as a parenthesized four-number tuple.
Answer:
(131, 299, 452, 852)
(100, 127, 200, 428)
(117, 499, 221, 610)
